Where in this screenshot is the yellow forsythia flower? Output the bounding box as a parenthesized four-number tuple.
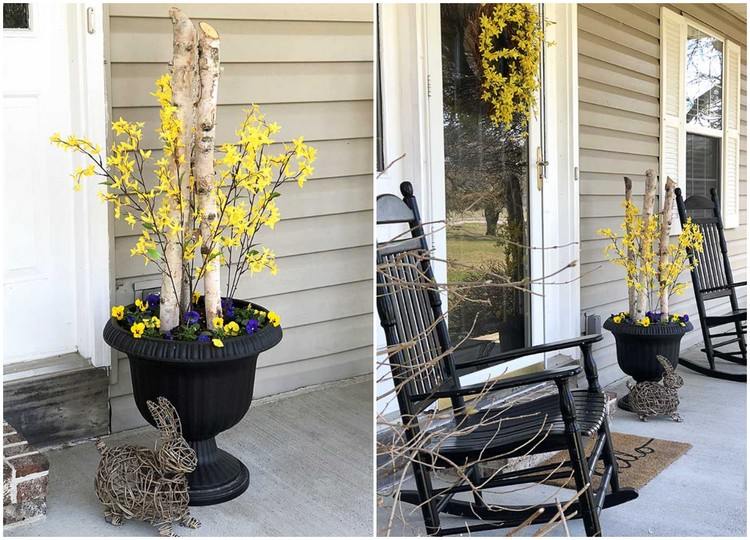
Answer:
(193, 291, 202, 304)
(212, 338, 224, 348)
(224, 321, 240, 336)
(131, 322, 146, 339)
(111, 305, 125, 321)
(268, 311, 281, 327)
(213, 316, 224, 329)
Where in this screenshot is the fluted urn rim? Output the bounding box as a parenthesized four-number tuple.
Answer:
(103, 299, 283, 364)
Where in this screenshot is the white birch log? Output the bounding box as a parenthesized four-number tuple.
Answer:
(624, 176, 637, 317)
(195, 21, 222, 328)
(161, 7, 198, 330)
(636, 169, 658, 321)
(657, 177, 677, 321)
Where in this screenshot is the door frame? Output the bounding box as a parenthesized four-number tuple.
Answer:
(420, 3, 582, 378)
(67, 3, 111, 368)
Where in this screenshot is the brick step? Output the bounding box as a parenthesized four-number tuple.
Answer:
(3, 421, 49, 528)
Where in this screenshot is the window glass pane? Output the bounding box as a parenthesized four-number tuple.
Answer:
(686, 26, 722, 129)
(441, 4, 532, 355)
(3, 3, 30, 29)
(686, 133, 721, 203)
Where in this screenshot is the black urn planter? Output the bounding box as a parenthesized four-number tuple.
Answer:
(603, 316, 692, 411)
(103, 300, 282, 506)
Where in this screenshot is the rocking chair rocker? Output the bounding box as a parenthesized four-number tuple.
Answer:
(377, 182, 637, 536)
(675, 187, 747, 382)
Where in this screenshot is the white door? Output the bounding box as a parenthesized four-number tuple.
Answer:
(3, 3, 81, 363)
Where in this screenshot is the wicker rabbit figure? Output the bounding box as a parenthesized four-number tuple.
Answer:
(627, 355, 684, 422)
(95, 397, 201, 536)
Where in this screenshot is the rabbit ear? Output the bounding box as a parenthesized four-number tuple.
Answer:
(155, 396, 183, 437)
(656, 355, 671, 371)
(148, 399, 171, 435)
(146, 399, 160, 422)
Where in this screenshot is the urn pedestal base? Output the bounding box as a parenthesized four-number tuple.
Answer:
(187, 438, 249, 506)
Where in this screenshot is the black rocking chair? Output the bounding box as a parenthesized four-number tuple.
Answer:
(377, 182, 637, 537)
(675, 187, 747, 382)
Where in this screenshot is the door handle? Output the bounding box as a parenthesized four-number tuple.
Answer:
(536, 147, 548, 191)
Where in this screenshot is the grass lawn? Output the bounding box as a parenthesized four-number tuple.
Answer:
(447, 221, 503, 282)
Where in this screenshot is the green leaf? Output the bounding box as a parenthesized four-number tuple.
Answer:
(142, 222, 155, 231)
(268, 191, 282, 200)
(146, 248, 160, 260)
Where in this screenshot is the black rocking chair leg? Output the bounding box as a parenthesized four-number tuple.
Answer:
(678, 356, 747, 382)
(399, 488, 638, 535)
(601, 420, 620, 493)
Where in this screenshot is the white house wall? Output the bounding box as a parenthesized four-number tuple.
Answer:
(105, 3, 374, 431)
(578, 3, 747, 385)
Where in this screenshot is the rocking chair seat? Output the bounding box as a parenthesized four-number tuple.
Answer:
(704, 309, 746, 326)
(427, 390, 607, 467)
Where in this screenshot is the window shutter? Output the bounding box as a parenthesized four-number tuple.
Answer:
(660, 8, 686, 234)
(722, 40, 741, 229)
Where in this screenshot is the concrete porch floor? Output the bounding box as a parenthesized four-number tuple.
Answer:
(7, 376, 373, 537)
(378, 344, 747, 537)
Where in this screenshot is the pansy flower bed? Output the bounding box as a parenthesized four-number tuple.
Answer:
(609, 311, 690, 328)
(110, 293, 280, 347)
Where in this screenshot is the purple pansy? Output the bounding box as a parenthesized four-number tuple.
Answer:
(145, 293, 160, 309)
(184, 311, 200, 325)
(197, 333, 211, 343)
(221, 298, 235, 319)
(681, 314, 689, 323)
(245, 319, 259, 335)
(126, 314, 136, 325)
(163, 331, 174, 341)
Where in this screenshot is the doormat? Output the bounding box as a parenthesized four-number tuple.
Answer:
(541, 432, 692, 491)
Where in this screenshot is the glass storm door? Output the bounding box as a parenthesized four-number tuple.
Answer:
(438, 4, 545, 362)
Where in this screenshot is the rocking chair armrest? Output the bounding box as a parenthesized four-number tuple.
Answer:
(731, 281, 746, 289)
(409, 365, 582, 402)
(457, 334, 603, 372)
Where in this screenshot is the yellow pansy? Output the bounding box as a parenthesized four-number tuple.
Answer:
(213, 316, 224, 329)
(131, 322, 146, 339)
(268, 311, 281, 327)
(224, 321, 240, 336)
(639, 317, 651, 328)
(212, 338, 224, 348)
(135, 298, 148, 312)
(613, 315, 622, 324)
(111, 305, 125, 321)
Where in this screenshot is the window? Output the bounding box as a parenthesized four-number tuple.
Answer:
(685, 25, 723, 203)
(660, 7, 741, 229)
(3, 3, 30, 30)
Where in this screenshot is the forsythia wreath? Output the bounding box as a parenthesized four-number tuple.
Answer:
(477, 3, 544, 129)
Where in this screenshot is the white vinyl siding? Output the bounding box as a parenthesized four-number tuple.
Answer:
(106, 3, 373, 431)
(578, 3, 747, 384)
